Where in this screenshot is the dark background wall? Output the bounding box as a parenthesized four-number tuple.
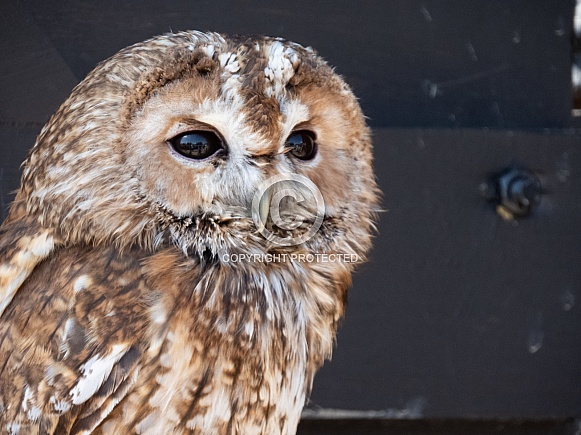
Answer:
(1, 1, 580, 433)
(1, 0, 577, 130)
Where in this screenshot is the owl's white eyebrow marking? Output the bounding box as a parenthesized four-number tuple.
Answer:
(280, 99, 310, 148)
(69, 344, 128, 405)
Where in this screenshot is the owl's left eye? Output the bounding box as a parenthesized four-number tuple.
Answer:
(285, 130, 318, 161)
(169, 131, 224, 160)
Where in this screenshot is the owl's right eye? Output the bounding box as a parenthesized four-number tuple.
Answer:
(169, 131, 224, 160)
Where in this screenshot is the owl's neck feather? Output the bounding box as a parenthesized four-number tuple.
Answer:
(137, 245, 351, 432)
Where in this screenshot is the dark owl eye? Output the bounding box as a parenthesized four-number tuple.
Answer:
(286, 130, 317, 161)
(169, 131, 224, 160)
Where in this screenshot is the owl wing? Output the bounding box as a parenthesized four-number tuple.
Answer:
(0, 235, 149, 434)
(0, 219, 59, 318)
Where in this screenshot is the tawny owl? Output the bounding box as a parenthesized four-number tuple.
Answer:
(0, 31, 378, 434)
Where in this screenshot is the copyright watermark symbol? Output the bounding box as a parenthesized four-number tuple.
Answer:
(251, 174, 325, 246)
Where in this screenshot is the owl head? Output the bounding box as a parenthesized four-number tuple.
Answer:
(8, 31, 378, 262)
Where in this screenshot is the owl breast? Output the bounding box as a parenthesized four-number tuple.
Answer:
(104, 313, 309, 435)
(102, 257, 315, 434)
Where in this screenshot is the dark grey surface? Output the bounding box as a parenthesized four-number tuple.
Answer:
(0, 0, 576, 129)
(308, 128, 581, 419)
(1, 0, 580, 426)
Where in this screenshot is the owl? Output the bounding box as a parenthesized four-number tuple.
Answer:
(0, 31, 378, 434)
